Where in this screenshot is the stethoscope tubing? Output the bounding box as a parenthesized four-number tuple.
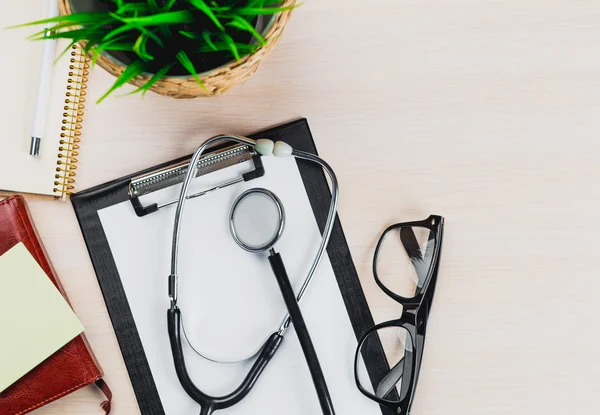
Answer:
(269, 250, 335, 415)
(277, 149, 340, 334)
(168, 307, 283, 415)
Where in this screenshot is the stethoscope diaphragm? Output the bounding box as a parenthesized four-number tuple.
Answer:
(230, 188, 286, 253)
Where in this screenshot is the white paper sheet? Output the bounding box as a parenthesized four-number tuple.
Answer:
(98, 156, 380, 415)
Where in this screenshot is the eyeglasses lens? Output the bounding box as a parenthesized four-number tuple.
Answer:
(375, 226, 435, 298)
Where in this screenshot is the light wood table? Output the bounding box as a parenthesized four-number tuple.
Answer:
(24, 1, 600, 414)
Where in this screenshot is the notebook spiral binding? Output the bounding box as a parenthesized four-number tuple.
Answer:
(53, 45, 89, 199)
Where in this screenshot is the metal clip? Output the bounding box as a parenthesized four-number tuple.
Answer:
(128, 144, 265, 217)
(169, 274, 178, 308)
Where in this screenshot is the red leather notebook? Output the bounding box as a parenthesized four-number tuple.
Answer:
(0, 196, 111, 415)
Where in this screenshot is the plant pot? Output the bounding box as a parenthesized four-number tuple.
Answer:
(58, 0, 296, 99)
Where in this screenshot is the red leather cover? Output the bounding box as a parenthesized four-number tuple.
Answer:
(0, 196, 106, 415)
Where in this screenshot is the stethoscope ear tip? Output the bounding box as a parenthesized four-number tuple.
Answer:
(255, 139, 293, 158)
(255, 139, 274, 156)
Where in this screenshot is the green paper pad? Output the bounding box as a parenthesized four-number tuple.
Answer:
(0, 243, 84, 393)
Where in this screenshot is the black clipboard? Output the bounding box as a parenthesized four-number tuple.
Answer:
(71, 118, 386, 414)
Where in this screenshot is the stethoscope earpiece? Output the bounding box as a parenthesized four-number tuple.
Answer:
(255, 139, 293, 157)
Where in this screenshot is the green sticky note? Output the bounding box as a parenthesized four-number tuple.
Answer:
(0, 243, 84, 393)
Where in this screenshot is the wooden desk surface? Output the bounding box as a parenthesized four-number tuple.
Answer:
(22, 1, 600, 414)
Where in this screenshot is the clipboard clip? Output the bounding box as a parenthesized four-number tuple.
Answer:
(128, 145, 264, 217)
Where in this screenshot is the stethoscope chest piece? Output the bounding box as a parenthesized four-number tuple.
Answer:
(230, 188, 286, 253)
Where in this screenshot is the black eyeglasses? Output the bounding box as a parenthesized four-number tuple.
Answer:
(354, 215, 444, 415)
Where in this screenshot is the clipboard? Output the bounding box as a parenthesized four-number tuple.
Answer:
(71, 119, 387, 415)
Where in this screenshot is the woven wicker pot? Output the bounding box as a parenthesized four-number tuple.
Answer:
(58, 0, 295, 99)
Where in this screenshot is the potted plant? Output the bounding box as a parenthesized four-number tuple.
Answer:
(22, 0, 297, 101)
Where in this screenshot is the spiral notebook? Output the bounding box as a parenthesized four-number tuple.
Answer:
(0, 2, 89, 199)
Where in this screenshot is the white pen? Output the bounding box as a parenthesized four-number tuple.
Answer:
(30, 0, 59, 156)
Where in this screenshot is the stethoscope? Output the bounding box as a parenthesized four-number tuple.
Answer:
(168, 135, 339, 415)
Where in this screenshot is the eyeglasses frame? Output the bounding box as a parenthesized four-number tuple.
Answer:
(354, 215, 445, 415)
